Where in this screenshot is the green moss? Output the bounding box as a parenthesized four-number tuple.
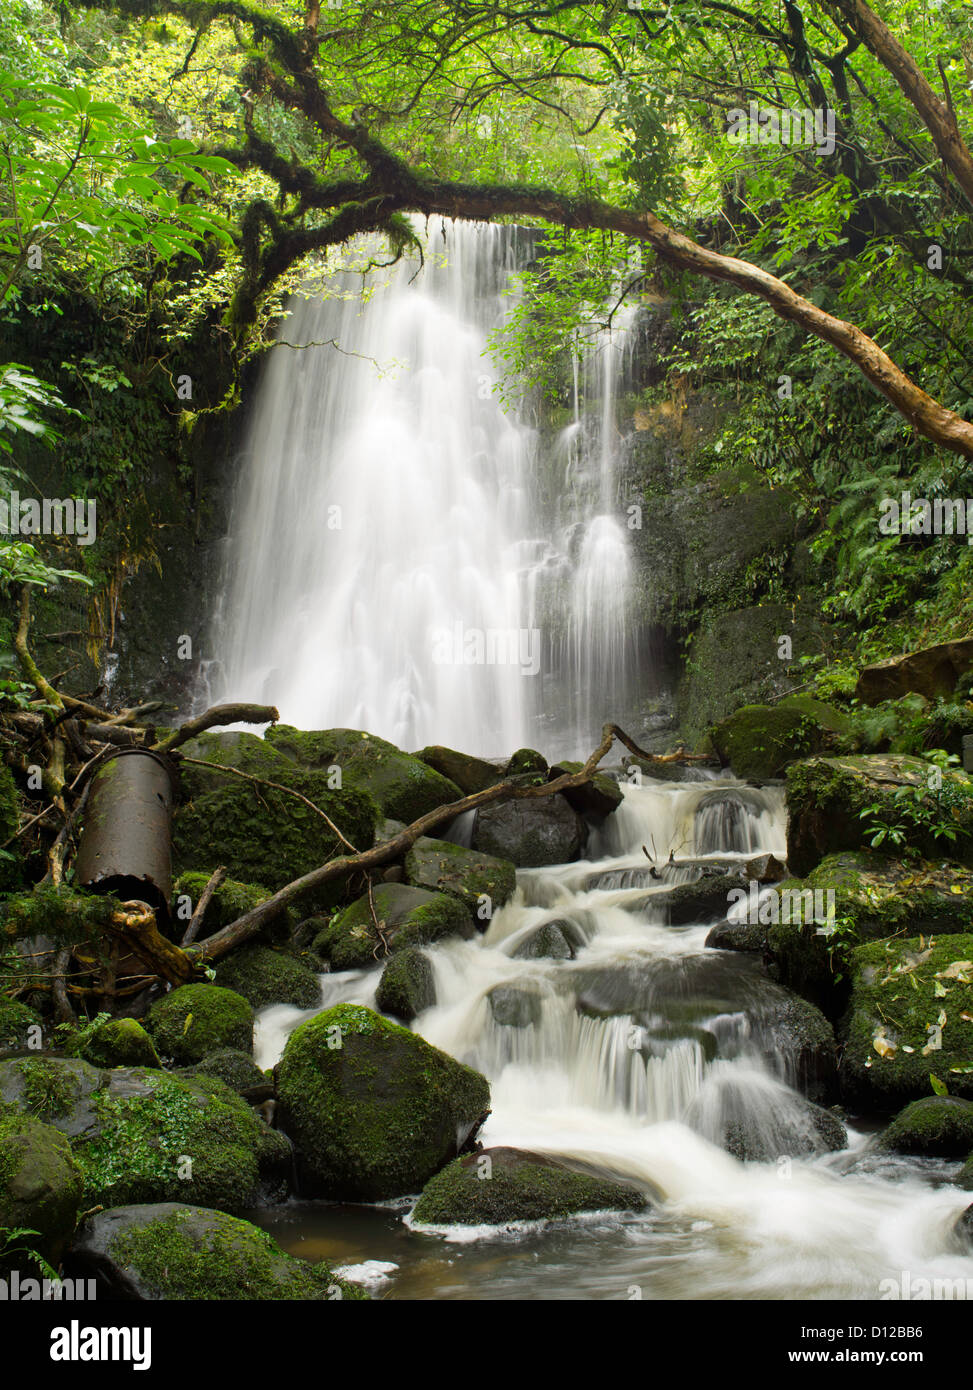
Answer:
(412, 1148, 645, 1225)
(840, 934, 973, 1111)
(180, 1048, 266, 1094)
(404, 837, 516, 917)
(375, 947, 435, 1021)
(0, 999, 40, 1051)
(16, 1057, 82, 1120)
(0, 766, 21, 890)
(711, 697, 851, 780)
(107, 1206, 367, 1300)
(315, 884, 471, 970)
(506, 748, 548, 777)
(276, 1003, 490, 1201)
(876, 1097, 973, 1156)
(172, 731, 379, 910)
(1, 884, 118, 947)
(214, 945, 321, 1010)
(173, 872, 289, 940)
(146, 984, 253, 1063)
(0, 1114, 83, 1270)
(414, 746, 502, 794)
(265, 726, 461, 823)
(81, 1018, 160, 1069)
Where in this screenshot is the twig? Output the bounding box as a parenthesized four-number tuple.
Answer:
(181, 866, 227, 947)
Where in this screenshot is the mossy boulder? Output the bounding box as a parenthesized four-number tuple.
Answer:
(506, 748, 548, 777)
(82, 1019, 160, 1070)
(146, 984, 254, 1063)
(0, 998, 41, 1052)
(0, 1113, 83, 1269)
(414, 746, 503, 794)
(179, 1049, 267, 1095)
(472, 795, 584, 867)
(718, 1100, 847, 1162)
(276, 1003, 490, 1201)
(314, 884, 473, 971)
(172, 731, 378, 910)
(548, 761, 624, 820)
(768, 851, 973, 1017)
(839, 934, 973, 1112)
(0, 765, 22, 890)
(375, 948, 435, 1021)
(786, 754, 973, 876)
(403, 837, 516, 920)
(0, 1056, 289, 1211)
(173, 872, 291, 944)
(875, 1097, 973, 1157)
(70, 1204, 367, 1300)
(214, 945, 321, 1011)
(513, 920, 577, 960)
(265, 725, 462, 823)
(711, 697, 851, 780)
(411, 1147, 646, 1225)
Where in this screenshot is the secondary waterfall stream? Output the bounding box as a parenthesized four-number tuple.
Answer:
(250, 777, 973, 1300)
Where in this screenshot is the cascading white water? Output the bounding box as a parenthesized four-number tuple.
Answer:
(253, 775, 973, 1299)
(212, 217, 640, 758)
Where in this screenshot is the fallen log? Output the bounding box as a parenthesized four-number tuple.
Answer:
(153, 703, 280, 753)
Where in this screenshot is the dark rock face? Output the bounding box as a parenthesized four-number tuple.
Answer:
(411, 1147, 647, 1225)
(68, 1203, 366, 1300)
(855, 640, 973, 706)
(276, 1004, 490, 1201)
(472, 795, 584, 867)
(512, 920, 579, 960)
(548, 762, 624, 820)
(414, 745, 504, 793)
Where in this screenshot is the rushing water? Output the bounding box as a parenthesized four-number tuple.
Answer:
(212, 218, 640, 757)
(250, 778, 973, 1300)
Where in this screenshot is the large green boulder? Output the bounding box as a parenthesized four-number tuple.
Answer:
(875, 1097, 973, 1157)
(403, 836, 516, 920)
(82, 1019, 160, 1070)
(0, 1113, 83, 1269)
(375, 947, 436, 1021)
(786, 754, 973, 876)
(0, 1056, 289, 1211)
(711, 696, 850, 780)
(265, 726, 462, 823)
(840, 934, 973, 1112)
(768, 851, 973, 1017)
(214, 945, 321, 1011)
(472, 795, 584, 867)
(314, 884, 472, 971)
(172, 731, 378, 909)
(146, 984, 253, 1063)
(414, 746, 503, 794)
(276, 1003, 490, 1201)
(70, 1204, 367, 1299)
(412, 1147, 646, 1225)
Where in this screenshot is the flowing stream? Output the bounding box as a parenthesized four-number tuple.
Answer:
(250, 778, 973, 1300)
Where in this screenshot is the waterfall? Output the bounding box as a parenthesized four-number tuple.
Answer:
(212, 217, 639, 759)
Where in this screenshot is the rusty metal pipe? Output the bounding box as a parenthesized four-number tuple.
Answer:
(74, 749, 176, 923)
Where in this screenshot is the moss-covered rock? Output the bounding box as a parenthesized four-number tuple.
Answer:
(0, 1113, 83, 1269)
(840, 934, 973, 1112)
(958, 1156, 973, 1190)
(472, 795, 584, 867)
(548, 761, 624, 820)
(214, 945, 321, 1011)
(70, 1204, 367, 1300)
(506, 748, 548, 777)
(0, 765, 22, 891)
(718, 1100, 847, 1162)
(786, 754, 973, 876)
(411, 1147, 645, 1225)
(265, 726, 461, 823)
(768, 851, 973, 1017)
(172, 731, 379, 910)
(82, 1019, 160, 1070)
(172, 871, 291, 944)
(0, 1056, 289, 1211)
(512, 920, 577, 960)
(414, 746, 503, 794)
(375, 948, 435, 1021)
(875, 1097, 973, 1157)
(487, 984, 542, 1029)
(276, 1003, 490, 1201)
(403, 837, 516, 919)
(146, 984, 253, 1063)
(179, 1049, 267, 1095)
(0, 998, 41, 1051)
(710, 696, 850, 780)
(313, 884, 473, 971)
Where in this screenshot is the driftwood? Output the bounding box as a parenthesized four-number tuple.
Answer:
(153, 703, 279, 753)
